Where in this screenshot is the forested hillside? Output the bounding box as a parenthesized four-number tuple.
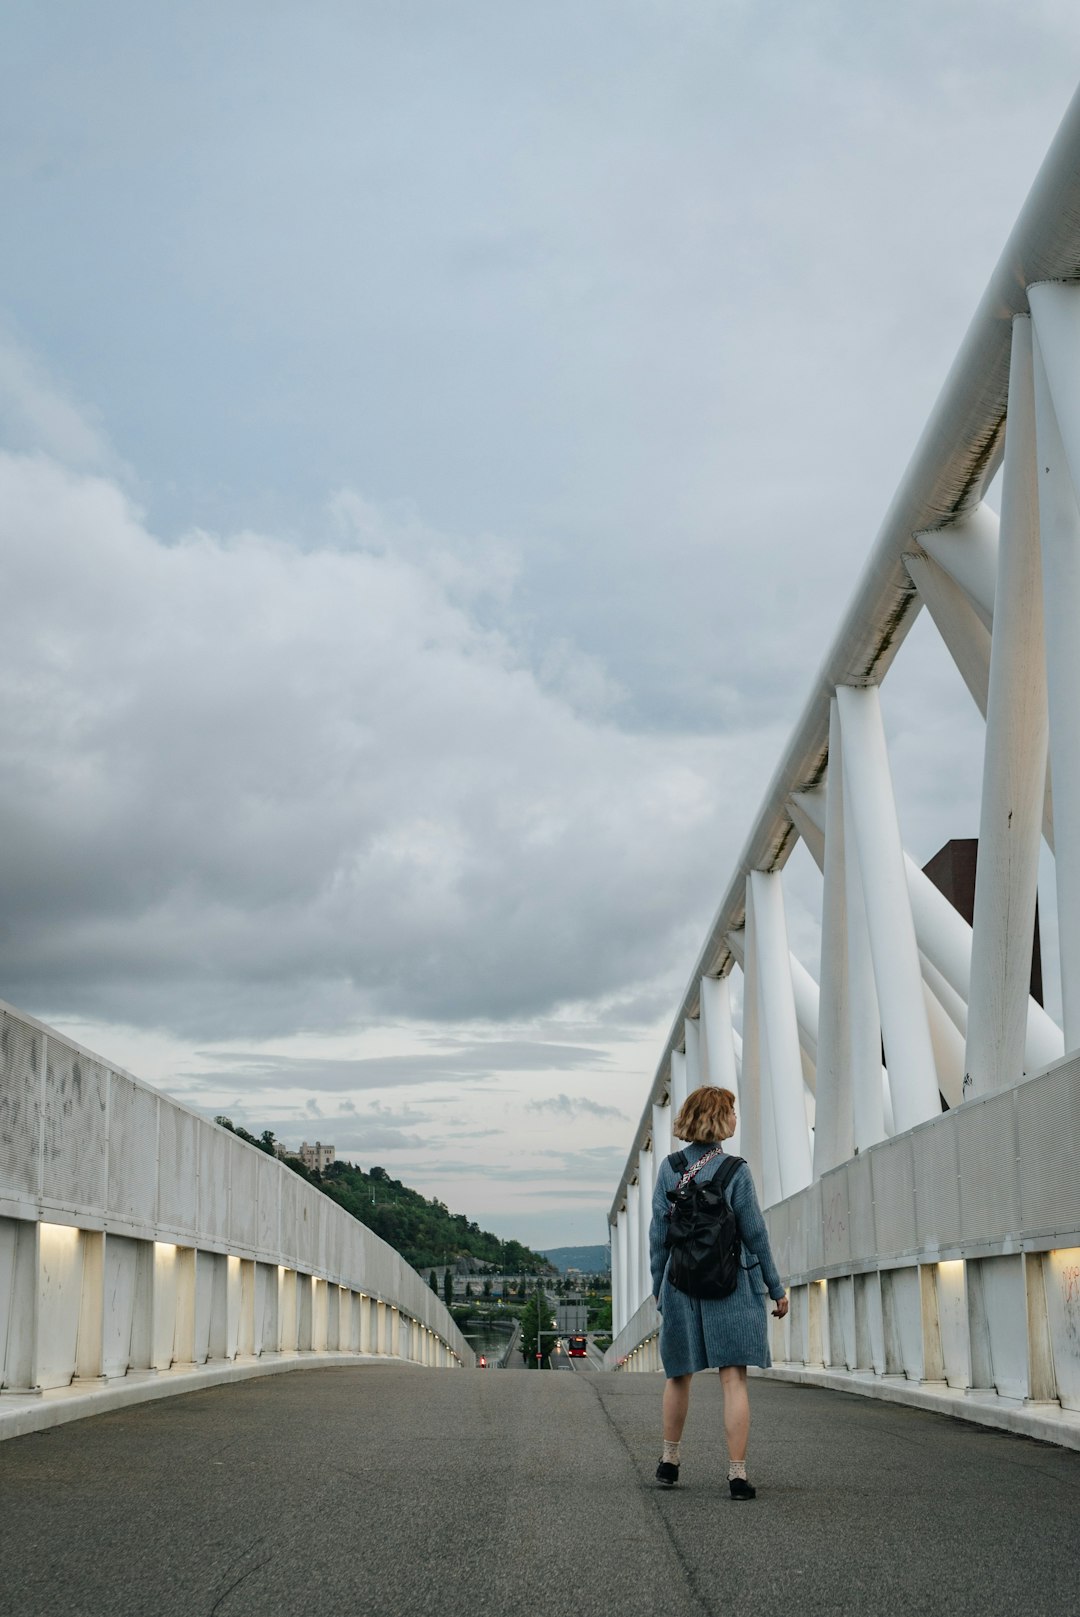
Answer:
(214, 1118, 550, 1274)
(541, 1244, 610, 1274)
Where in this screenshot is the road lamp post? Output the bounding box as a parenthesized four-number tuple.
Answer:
(532, 1276, 566, 1368)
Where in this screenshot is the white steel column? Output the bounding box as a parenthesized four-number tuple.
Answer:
(610, 1218, 620, 1334)
(756, 964, 783, 1209)
(796, 782, 959, 1119)
(625, 1182, 641, 1320)
(795, 783, 967, 1043)
(701, 976, 738, 1091)
(652, 1099, 672, 1169)
(731, 1024, 743, 1077)
(615, 1209, 630, 1334)
(788, 786, 826, 867)
(749, 869, 813, 1197)
(790, 954, 820, 1098)
(1030, 281, 1080, 1051)
(815, 700, 855, 1176)
(696, 996, 712, 1089)
(731, 941, 763, 1192)
(923, 983, 965, 1107)
(966, 316, 1049, 1098)
(842, 756, 890, 1150)
(701, 975, 740, 1154)
(917, 505, 998, 628)
(637, 1147, 653, 1300)
(836, 683, 940, 1133)
(610, 1217, 620, 1334)
(904, 552, 992, 718)
(684, 1018, 702, 1091)
(669, 1049, 689, 1120)
(744, 893, 784, 1206)
(905, 851, 1060, 1070)
(911, 536, 1054, 853)
(840, 749, 892, 1149)
(840, 821, 892, 1151)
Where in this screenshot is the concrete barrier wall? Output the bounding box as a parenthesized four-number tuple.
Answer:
(605, 1055, 1080, 1447)
(762, 1054, 1080, 1401)
(605, 1295, 660, 1372)
(0, 1000, 473, 1408)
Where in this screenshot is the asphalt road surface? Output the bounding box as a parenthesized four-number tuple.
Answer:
(2, 1366, 1079, 1616)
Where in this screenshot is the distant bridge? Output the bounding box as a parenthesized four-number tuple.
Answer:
(608, 81, 1080, 1454)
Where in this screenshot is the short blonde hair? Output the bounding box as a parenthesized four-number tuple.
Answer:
(673, 1085, 735, 1143)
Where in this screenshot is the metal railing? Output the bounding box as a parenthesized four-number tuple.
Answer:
(606, 79, 1080, 1451)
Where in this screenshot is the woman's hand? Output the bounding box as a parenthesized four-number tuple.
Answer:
(771, 1296, 789, 1319)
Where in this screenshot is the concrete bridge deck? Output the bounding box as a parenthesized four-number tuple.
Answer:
(1, 1367, 1078, 1617)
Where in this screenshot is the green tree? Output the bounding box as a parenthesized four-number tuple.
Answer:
(215, 1116, 277, 1158)
(519, 1292, 552, 1368)
(208, 1132, 551, 1273)
(429, 1270, 438, 1294)
(588, 1296, 613, 1334)
(443, 1269, 454, 1309)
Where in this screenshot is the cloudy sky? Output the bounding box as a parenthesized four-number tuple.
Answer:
(2, 2, 1078, 1248)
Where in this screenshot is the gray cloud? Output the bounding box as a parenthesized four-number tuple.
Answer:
(0, 5, 1075, 1094)
(0, 449, 774, 1040)
(526, 1094, 626, 1121)
(321, 1126, 428, 1153)
(431, 1145, 628, 1184)
(211, 1117, 427, 1155)
(0, 328, 120, 474)
(5, 1, 1076, 740)
(178, 1040, 613, 1093)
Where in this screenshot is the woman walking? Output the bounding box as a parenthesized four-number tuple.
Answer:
(649, 1085, 787, 1499)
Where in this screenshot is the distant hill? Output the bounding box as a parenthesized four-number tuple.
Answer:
(213, 1117, 551, 1275)
(541, 1244, 610, 1274)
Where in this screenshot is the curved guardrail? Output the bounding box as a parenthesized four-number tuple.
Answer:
(0, 999, 472, 1434)
(496, 1319, 521, 1367)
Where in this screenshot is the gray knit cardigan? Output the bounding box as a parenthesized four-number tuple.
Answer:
(649, 1143, 785, 1376)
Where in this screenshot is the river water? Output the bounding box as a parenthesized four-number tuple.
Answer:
(460, 1322, 518, 1365)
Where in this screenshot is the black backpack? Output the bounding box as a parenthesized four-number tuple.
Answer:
(664, 1149, 745, 1300)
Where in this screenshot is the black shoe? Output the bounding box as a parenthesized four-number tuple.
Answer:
(728, 1475, 756, 1500)
(655, 1460, 680, 1487)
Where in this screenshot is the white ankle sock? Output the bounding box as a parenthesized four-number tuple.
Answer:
(662, 1440, 681, 1464)
(728, 1460, 747, 1481)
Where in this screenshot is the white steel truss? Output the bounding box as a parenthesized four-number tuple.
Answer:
(606, 83, 1080, 1445)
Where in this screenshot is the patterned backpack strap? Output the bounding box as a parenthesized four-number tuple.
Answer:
(675, 1145, 726, 1191)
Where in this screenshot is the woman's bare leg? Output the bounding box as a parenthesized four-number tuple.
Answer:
(662, 1374, 692, 1442)
(718, 1365, 750, 1462)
